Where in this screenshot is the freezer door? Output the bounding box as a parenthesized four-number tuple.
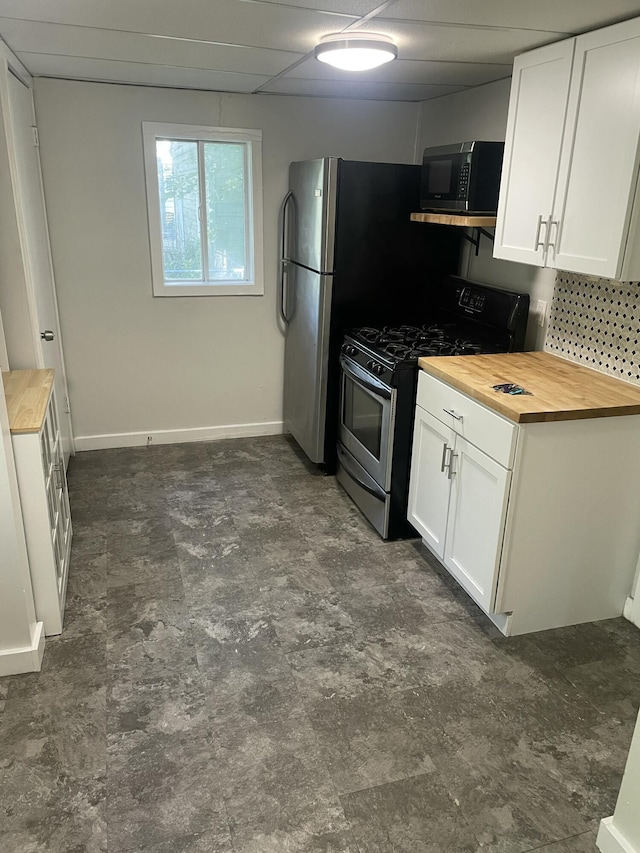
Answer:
(283, 263, 333, 464)
(287, 158, 338, 273)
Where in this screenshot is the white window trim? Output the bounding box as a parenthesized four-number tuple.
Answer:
(142, 121, 264, 297)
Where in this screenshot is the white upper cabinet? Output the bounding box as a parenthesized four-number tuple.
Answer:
(494, 41, 574, 266)
(494, 16, 640, 280)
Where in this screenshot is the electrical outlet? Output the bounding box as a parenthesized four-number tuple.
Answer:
(535, 300, 548, 327)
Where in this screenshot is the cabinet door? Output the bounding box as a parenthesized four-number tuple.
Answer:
(407, 407, 453, 559)
(551, 18, 640, 278)
(443, 436, 511, 613)
(493, 40, 574, 266)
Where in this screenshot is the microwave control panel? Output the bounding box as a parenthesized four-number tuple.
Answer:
(457, 162, 470, 199)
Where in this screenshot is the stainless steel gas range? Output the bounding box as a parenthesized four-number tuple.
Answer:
(336, 275, 530, 539)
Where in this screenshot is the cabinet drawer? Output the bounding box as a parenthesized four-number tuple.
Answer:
(417, 371, 517, 468)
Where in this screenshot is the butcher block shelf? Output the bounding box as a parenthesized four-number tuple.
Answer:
(410, 213, 497, 227)
(3, 369, 55, 434)
(418, 351, 640, 424)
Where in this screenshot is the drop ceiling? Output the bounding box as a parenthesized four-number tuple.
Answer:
(1, 0, 640, 101)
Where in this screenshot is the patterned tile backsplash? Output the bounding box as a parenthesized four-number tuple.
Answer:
(545, 272, 640, 385)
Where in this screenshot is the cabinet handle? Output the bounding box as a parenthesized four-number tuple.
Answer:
(440, 442, 451, 473)
(448, 452, 458, 480)
(534, 214, 547, 251)
(53, 462, 64, 491)
(546, 219, 560, 252)
(443, 408, 463, 421)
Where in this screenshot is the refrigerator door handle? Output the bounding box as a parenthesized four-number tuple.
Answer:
(279, 190, 293, 325)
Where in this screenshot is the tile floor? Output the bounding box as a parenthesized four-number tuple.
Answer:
(1, 435, 640, 852)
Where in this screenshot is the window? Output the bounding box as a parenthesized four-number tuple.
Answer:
(142, 122, 263, 296)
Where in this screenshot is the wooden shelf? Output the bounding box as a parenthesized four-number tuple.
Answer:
(3, 369, 55, 434)
(410, 212, 497, 227)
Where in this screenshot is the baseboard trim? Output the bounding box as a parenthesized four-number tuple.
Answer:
(74, 421, 284, 452)
(0, 621, 45, 676)
(597, 817, 638, 853)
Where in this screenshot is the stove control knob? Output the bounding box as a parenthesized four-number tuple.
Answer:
(367, 361, 385, 376)
(342, 344, 357, 357)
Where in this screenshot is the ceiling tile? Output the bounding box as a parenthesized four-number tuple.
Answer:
(18, 52, 270, 92)
(0, 18, 302, 75)
(259, 76, 467, 101)
(289, 55, 512, 87)
(0, 0, 356, 52)
(357, 19, 564, 63)
(249, 0, 380, 14)
(384, 0, 640, 34)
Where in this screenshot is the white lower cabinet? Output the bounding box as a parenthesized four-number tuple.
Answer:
(408, 401, 511, 613)
(407, 408, 453, 559)
(409, 370, 640, 635)
(443, 437, 511, 614)
(12, 388, 72, 636)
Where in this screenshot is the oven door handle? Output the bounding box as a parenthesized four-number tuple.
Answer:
(337, 444, 386, 500)
(339, 355, 392, 400)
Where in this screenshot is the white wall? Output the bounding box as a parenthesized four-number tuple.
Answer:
(416, 79, 556, 351)
(33, 79, 419, 448)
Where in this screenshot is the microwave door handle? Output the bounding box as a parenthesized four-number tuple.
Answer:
(339, 356, 392, 400)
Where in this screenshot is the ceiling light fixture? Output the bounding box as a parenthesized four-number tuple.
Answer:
(314, 32, 398, 72)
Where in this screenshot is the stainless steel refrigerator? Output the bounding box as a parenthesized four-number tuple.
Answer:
(279, 157, 460, 469)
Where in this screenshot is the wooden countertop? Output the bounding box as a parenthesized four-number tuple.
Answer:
(418, 351, 640, 423)
(3, 369, 55, 434)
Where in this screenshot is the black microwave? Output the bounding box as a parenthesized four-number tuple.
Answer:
(420, 141, 504, 214)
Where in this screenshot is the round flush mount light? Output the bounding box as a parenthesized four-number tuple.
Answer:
(314, 32, 398, 71)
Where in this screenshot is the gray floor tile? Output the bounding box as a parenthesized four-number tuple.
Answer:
(4, 436, 639, 852)
(341, 773, 478, 852)
(107, 667, 209, 738)
(106, 517, 180, 590)
(529, 832, 599, 852)
(216, 715, 349, 842)
(307, 688, 443, 795)
(231, 828, 360, 852)
(107, 584, 197, 686)
(441, 761, 591, 852)
(106, 729, 226, 852)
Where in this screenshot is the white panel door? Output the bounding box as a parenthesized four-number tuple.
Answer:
(5, 70, 73, 462)
(407, 407, 453, 559)
(443, 436, 511, 613)
(551, 18, 640, 278)
(493, 40, 574, 266)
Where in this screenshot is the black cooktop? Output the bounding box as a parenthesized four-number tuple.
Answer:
(348, 323, 489, 364)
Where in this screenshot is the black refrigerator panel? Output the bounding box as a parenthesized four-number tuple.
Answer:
(332, 161, 462, 328)
(321, 160, 461, 469)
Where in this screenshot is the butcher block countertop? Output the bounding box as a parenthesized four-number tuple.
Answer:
(3, 369, 54, 434)
(418, 351, 640, 424)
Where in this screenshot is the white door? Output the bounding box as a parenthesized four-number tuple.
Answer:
(493, 40, 574, 266)
(551, 18, 640, 278)
(407, 407, 454, 559)
(5, 70, 73, 463)
(443, 436, 511, 613)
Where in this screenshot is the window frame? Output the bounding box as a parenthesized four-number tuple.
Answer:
(142, 121, 264, 297)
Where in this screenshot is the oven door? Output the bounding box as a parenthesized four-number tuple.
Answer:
(339, 355, 395, 490)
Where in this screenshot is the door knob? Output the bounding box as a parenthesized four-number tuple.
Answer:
(40, 330, 55, 341)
